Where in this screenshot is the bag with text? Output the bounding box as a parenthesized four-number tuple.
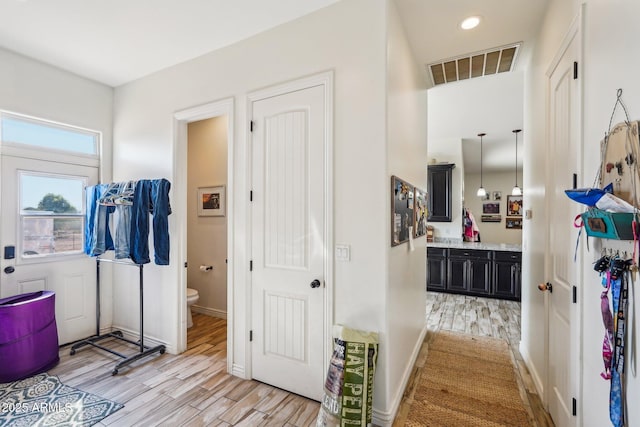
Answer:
(316, 325, 379, 427)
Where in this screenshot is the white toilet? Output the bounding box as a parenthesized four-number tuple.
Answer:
(186, 287, 199, 328)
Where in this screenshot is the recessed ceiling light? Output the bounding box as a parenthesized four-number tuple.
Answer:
(460, 16, 481, 30)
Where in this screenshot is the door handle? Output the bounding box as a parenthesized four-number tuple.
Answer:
(310, 279, 321, 289)
(4, 266, 15, 274)
(538, 282, 552, 293)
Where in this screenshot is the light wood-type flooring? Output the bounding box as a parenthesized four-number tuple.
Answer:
(49, 313, 320, 426)
(48, 294, 554, 426)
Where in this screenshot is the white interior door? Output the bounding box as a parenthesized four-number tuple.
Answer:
(251, 84, 325, 400)
(547, 23, 581, 427)
(0, 156, 98, 345)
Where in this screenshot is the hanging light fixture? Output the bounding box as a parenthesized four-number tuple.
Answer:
(476, 132, 487, 197)
(512, 129, 522, 196)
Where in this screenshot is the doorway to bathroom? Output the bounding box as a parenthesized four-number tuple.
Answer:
(185, 115, 229, 348)
(173, 98, 234, 365)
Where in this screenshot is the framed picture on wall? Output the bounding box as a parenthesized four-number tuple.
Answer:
(481, 215, 501, 223)
(506, 217, 523, 229)
(507, 195, 523, 216)
(482, 202, 500, 214)
(198, 185, 226, 216)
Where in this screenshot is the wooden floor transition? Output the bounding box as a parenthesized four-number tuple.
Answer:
(48, 294, 554, 426)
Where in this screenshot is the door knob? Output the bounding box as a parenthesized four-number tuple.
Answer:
(4, 266, 15, 274)
(310, 279, 321, 289)
(538, 282, 553, 293)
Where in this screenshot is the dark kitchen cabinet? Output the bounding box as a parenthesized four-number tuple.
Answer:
(493, 251, 522, 300)
(447, 249, 492, 296)
(426, 247, 447, 291)
(427, 164, 455, 222)
(427, 247, 521, 300)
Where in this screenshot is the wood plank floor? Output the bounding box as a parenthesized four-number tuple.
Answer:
(49, 313, 319, 426)
(48, 295, 554, 426)
(393, 291, 555, 427)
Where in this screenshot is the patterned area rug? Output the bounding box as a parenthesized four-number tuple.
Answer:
(406, 331, 530, 427)
(0, 373, 123, 427)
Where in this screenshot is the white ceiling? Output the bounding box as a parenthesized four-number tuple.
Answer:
(0, 0, 340, 86)
(0, 0, 548, 171)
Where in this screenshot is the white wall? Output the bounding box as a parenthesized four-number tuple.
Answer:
(464, 172, 523, 245)
(385, 0, 429, 422)
(525, 0, 640, 425)
(427, 139, 464, 240)
(187, 117, 228, 318)
(111, 0, 423, 421)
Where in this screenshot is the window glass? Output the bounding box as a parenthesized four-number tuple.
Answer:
(1, 114, 98, 155)
(20, 173, 86, 257)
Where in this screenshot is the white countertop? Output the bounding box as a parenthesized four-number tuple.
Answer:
(427, 241, 522, 252)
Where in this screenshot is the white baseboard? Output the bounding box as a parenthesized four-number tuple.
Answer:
(112, 325, 176, 354)
(519, 340, 544, 400)
(231, 363, 246, 378)
(192, 305, 227, 320)
(372, 325, 429, 427)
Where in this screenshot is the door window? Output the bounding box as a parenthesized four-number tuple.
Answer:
(19, 172, 86, 258)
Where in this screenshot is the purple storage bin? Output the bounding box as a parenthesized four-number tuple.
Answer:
(0, 291, 59, 383)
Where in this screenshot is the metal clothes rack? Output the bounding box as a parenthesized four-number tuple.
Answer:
(70, 258, 165, 375)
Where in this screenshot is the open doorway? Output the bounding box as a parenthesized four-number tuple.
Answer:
(173, 98, 234, 369)
(185, 116, 229, 349)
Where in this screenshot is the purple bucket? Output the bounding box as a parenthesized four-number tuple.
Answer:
(0, 291, 59, 383)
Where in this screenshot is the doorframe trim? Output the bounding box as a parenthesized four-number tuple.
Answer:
(543, 4, 584, 421)
(245, 70, 334, 380)
(173, 97, 235, 373)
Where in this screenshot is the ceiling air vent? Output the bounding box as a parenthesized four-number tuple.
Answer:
(428, 43, 520, 86)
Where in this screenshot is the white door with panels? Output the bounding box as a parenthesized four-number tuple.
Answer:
(545, 19, 581, 427)
(0, 156, 98, 345)
(251, 84, 326, 400)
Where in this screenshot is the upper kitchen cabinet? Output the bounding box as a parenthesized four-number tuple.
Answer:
(427, 163, 455, 222)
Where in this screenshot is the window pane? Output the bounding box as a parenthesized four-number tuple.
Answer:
(21, 174, 84, 214)
(22, 217, 83, 256)
(1, 114, 97, 155)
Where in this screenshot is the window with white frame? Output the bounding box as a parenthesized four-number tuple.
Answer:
(0, 112, 99, 156)
(19, 172, 87, 257)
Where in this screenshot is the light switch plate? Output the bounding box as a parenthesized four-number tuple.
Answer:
(335, 244, 350, 261)
(525, 209, 533, 220)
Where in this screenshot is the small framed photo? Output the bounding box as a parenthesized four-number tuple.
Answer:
(198, 186, 225, 216)
(483, 202, 500, 214)
(481, 191, 490, 201)
(493, 191, 502, 201)
(507, 195, 523, 216)
(481, 215, 502, 223)
(506, 217, 523, 229)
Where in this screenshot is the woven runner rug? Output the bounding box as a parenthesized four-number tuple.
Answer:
(406, 331, 530, 427)
(0, 373, 123, 427)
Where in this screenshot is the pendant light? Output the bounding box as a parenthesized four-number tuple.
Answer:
(476, 132, 487, 197)
(512, 129, 522, 196)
